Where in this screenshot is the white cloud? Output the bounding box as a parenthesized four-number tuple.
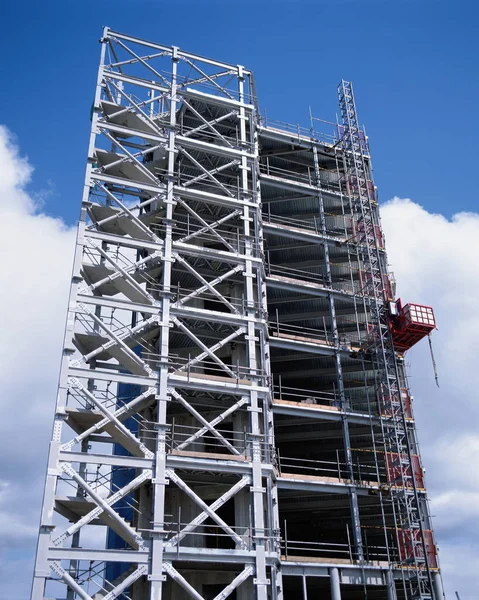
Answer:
(381, 198, 479, 600)
(0, 131, 477, 599)
(0, 126, 75, 599)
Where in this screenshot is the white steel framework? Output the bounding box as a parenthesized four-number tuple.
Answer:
(31, 29, 445, 600)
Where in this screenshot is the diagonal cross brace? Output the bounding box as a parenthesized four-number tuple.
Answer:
(98, 183, 162, 244)
(181, 98, 234, 148)
(178, 207, 241, 246)
(183, 110, 237, 141)
(60, 462, 145, 550)
(175, 396, 248, 452)
(176, 326, 245, 377)
(89, 189, 165, 231)
(79, 238, 160, 305)
(50, 561, 93, 600)
(52, 469, 152, 546)
(163, 562, 204, 600)
(213, 565, 254, 600)
(64, 378, 154, 459)
(169, 388, 242, 455)
(171, 316, 244, 378)
(102, 564, 148, 600)
(166, 469, 245, 548)
(62, 387, 156, 451)
(165, 474, 251, 548)
(162, 562, 253, 600)
(73, 303, 153, 377)
(100, 130, 159, 185)
(174, 254, 240, 314)
(179, 147, 234, 197)
(175, 196, 238, 252)
(105, 78, 169, 136)
(182, 57, 235, 100)
(74, 314, 158, 368)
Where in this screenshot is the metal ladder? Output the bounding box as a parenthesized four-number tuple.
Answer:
(337, 80, 433, 599)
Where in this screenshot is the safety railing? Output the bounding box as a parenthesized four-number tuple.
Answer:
(166, 421, 274, 462)
(259, 115, 337, 146)
(277, 453, 383, 484)
(280, 530, 391, 563)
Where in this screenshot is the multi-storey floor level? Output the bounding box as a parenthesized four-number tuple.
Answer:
(31, 29, 445, 600)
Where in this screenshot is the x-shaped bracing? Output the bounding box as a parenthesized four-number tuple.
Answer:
(163, 562, 254, 600)
(174, 253, 242, 314)
(169, 388, 247, 455)
(165, 469, 250, 549)
(80, 238, 161, 305)
(175, 196, 240, 252)
(50, 560, 147, 600)
(171, 316, 245, 378)
(52, 466, 151, 549)
(61, 383, 155, 456)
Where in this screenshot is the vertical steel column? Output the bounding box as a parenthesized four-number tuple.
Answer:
(330, 568, 342, 600)
(433, 572, 445, 600)
(312, 145, 363, 562)
(149, 47, 179, 600)
(386, 569, 397, 600)
(238, 65, 269, 600)
(253, 106, 283, 600)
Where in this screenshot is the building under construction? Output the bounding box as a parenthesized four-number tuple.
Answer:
(31, 29, 445, 600)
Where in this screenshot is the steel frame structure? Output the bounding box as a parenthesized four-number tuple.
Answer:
(31, 29, 445, 600)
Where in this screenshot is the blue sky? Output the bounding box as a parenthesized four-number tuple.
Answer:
(0, 0, 478, 224)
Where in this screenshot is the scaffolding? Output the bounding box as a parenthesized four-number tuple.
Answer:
(31, 29, 445, 600)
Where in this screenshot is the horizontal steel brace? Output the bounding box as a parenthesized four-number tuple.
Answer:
(70, 364, 268, 396)
(174, 240, 260, 265)
(48, 547, 150, 563)
(177, 134, 254, 160)
(106, 31, 248, 72)
(166, 453, 256, 475)
(173, 185, 257, 210)
(59, 451, 153, 469)
(85, 228, 163, 253)
(260, 173, 343, 201)
(173, 304, 264, 327)
(272, 401, 379, 426)
(258, 125, 333, 152)
(263, 221, 349, 249)
(281, 561, 390, 585)
(260, 173, 317, 194)
(102, 68, 255, 110)
(265, 275, 361, 302)
(163, 546, 275, 564)
(91, 171, 164, 195)
(69, 366, 157, 387)
(183, 87, 255, 111)
(76, 294, 263, 328)
(168, 373, 269, 395)
(77, 294, 160, 316)
(277, 475, 379, 496)
(269, 336, 354, 359)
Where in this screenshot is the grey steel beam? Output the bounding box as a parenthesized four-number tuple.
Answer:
(277, 474, 380, 496)
(265, 275, 362, 302)
(272, 401, 379, 426)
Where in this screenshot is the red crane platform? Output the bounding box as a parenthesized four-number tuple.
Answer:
(389, 300, 436, 352)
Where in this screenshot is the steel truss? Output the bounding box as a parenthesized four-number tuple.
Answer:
(31, 28, 280, 600)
